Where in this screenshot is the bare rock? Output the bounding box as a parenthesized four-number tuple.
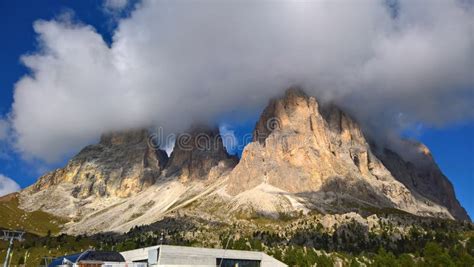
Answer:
(164, 126, 238, 182)
(226, 87, 467, 221)
(24, 129, 168, 198)
(376, 142, 470, 221)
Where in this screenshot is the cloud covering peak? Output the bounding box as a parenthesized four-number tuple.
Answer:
(8, 0, 474, 162)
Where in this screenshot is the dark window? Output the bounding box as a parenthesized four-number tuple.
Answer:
(216, 258, 261, 267)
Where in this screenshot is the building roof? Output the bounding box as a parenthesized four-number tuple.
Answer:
(49, 250, 125, 266)
(120, 245, 287, 267)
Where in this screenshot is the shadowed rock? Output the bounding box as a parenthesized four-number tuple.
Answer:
(165, 125, 238, 182)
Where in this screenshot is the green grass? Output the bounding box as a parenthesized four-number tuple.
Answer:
(464, 231, 474, 239)
(0, 193, 67, 236)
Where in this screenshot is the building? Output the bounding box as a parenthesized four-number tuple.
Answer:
(120, 245, 287, 267)
(48, 250, 126, 267)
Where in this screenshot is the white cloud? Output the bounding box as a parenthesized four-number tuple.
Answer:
(103, 0, 128, 12)
(0, 119, 10, 159)
(0, 174, 21, 197)
(8, 0, 474, 162)
(0, 119, 8, 140)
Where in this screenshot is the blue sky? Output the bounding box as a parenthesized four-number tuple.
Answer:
(0, 0, 116, 192)
(0, 0, 472, 217)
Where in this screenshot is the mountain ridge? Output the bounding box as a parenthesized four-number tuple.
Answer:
(12, 87, 469, 235)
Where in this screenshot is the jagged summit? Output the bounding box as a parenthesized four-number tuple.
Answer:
(253, 87, 311, 144)
(164, 125, 238, 182)
(26, 125, 239, 199)
(99, 128, 149, 146)
(226, 88, 469, 221)
(19, 125, 240, 230)
(227, 87, 369, 193)
(27, 129, 168, 198)
(376, 144, 470, 221)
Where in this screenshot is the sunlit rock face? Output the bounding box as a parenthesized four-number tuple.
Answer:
(227, 88, 394, 196)
(18, 126, 238, 230)
(26, 129, 169, 198)
(226, 88, 469, 221)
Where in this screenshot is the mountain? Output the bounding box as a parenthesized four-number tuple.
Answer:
(375, 143, 469, 222)
(26, 129, 169, 198)
(17, 127, 236, 234)
(226, 88, 469, 221)
(10, 87, 469, 235)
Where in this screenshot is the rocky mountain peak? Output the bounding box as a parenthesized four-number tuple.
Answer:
(254, 87, 313, 144)
(228, 88, 366, 194)
(252, 87, 366, 151)
(26, 129, 168, 198)
(377, 143, 470, 221)
(226, 87, 468, 221)
(99, 128, 149, 146)
(165, 125, 238, 182)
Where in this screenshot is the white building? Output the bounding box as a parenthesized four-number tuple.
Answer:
(120, 245, 287, 267)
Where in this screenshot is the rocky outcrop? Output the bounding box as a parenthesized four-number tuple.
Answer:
(226, 88, 468, 221)
(19, 126, 238, 229)
(26, 125, 238, 199)
(376, 143, 470, 221)
(227, 88, 391, 195)
(164, 126, 238, 182)
(26, 129, 169, 198)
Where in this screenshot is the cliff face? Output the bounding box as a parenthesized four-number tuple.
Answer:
(27, 127, 237, 199)
(376, 144, 469, 221)
(164, 126, 238, 182)
(227, 88, 395, 196)
(226, 88, 469, 220)
(19, 126, 238, 226)
(27, 129, 169, 198)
